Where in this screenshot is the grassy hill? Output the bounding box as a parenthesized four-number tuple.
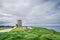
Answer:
(0, 27, 60, 40)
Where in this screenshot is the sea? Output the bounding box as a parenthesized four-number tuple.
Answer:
(40, 26, 60, 32)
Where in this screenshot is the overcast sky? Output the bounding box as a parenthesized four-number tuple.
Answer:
(0, 0, 60, 26)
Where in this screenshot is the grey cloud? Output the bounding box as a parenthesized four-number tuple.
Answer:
(0, 0, 60, 26)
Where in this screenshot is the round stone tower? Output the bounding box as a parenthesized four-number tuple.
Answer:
(16, 20, 22, 27)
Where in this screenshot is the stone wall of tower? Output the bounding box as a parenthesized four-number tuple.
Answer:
(17, 20, 22, 27)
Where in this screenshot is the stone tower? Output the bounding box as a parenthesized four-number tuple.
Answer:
(16, 20, 22, 27)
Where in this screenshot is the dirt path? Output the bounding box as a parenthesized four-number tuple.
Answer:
(0, 27, 16, 32)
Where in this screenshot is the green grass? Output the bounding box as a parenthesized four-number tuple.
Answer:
(0, 28, 8, 30)
(0, 27, 60, 40)
(11, 28, 27, 31)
